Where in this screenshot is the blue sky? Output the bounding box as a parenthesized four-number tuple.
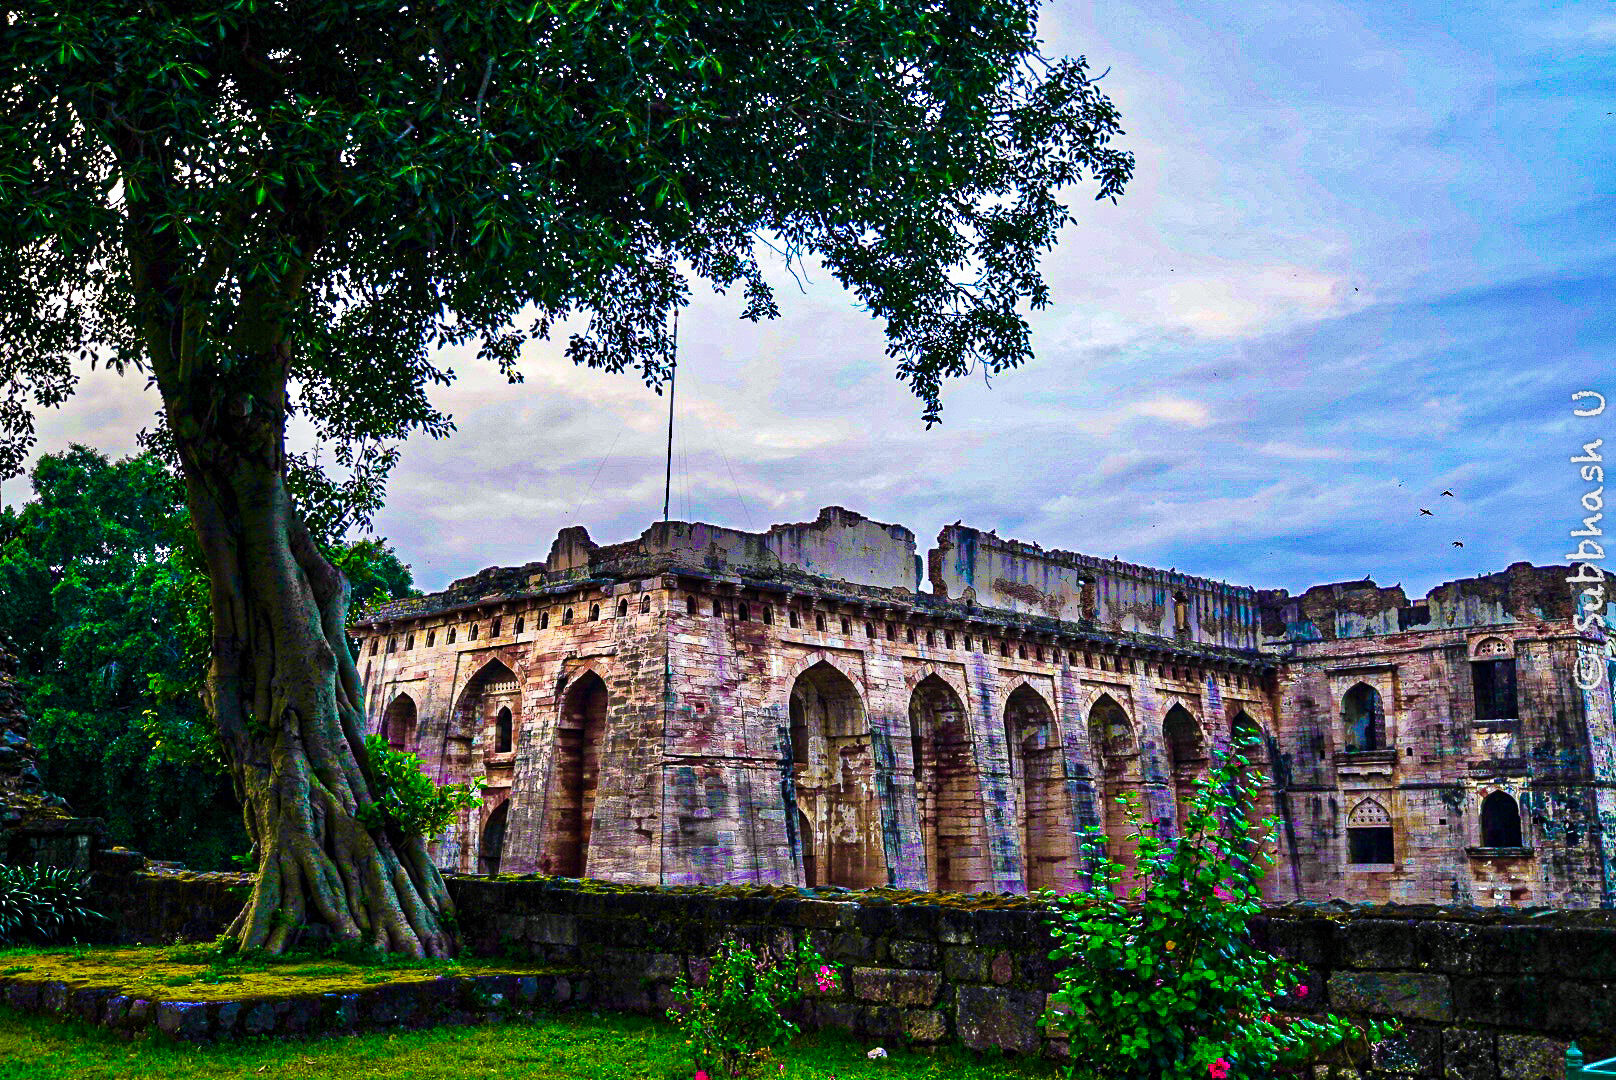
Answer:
(13, 0, 1615, 599)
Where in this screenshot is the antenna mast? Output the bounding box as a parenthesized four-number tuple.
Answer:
(662, 307, 678, 524)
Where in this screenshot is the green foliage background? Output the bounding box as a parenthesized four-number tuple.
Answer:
(0, 445, 416, 868)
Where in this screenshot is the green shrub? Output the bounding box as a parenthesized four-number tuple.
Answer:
(355, 734, 486, 840)
(1041, 744, 1398, 1079)
(0, 863, 107, 945)
(667, 935, 840, 1079)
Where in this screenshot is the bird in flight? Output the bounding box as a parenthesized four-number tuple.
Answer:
(1452, 541, 1464, 547)
(1419, 508, 1433, 516)
(1441, 490, 1454, 497)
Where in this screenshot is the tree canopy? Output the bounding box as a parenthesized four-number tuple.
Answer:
(0, 0, 1132, 955)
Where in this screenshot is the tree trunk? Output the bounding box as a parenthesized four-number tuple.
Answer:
(159, 340, 457, 958)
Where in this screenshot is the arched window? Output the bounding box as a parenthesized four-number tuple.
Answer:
(540, 611, 550, 630)
(387, 636, 397, 653)
(1018, 643, 1027, 660)
(616, 599, 628, 618)
(370, 638, 380, 656)
(866, 621, 876, 638)
(448, 626, 457, 644)
(1347, 799, 1395, 864)
(738, 603, 750, 621)
(788, 609, 800, 628)
(515, 615, 525, 634)
(945, 631, 954, 649)
(886, 622, 896, 640)
(925, 630, 935, 647)
(562, 607, 574, 625)
(479, 801, 509, 876)
(1480, 791, 1523, 848)
(469, 623, 478, 640)
(840, 617, 850, 634)
(1342, 683, 1386, 752)
(405, 632, 414, 650)
(640, 595, 652, 615)
(905, 626, 916, 644)
(588, 603, 600, 622)
(815, 613, 826, 632)
(761, 605, 772, 625)
(426, 629, 436, 648)
(713, 599, 723, 617)
(1173, 592, 1190, 635)
(999, 641, 1009, 658)
(495, 706, 513, 754)
(686, 596, 698, 615)
(964, 635, 973, 651)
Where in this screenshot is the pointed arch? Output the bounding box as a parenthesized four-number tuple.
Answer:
(1162, 704, 1206, 837)
(495, 706, 513, 754)
(380, 693, 417, 751)
(1004, 682, 1076, 892)
(1347, 797, 1395, 864)
(1087, 694, 1141, 892)
(479, 799, 509, 876)
(787, 660, 885, 889)
(541, 669, 609, 878)
(1342, 682, 1385, 752)
(444, 659, 522, 791)
(909, 673, 985, 893)
(1480, 791, 1523, 848)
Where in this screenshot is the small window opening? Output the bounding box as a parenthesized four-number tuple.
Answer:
(426, 630, 436, 648)
(866, 621, 876, 638)
(388, 637, 397, 653)
(1173, 592, 1191, 635)
(515, 616, 525, 634)
(1347, 799, 1395, 864)
(788, 608, 800, 628)
(589, 603, 600, 622)
(945, 631, 954, 649)
(1480, 792, 1523, 848)
(617, 599, 628, 618)
(713, 599, 723, 617)
(815, 613, 826, 632)
(840, 617, 850, 634)
(999, 641, 1009, 657)
(1018, 644, 1027, 660)
(491, 617, 501, 637)
(905, 626, 916, 644)
(470, 623, 479, 640)
(926, 630, 935, 647)
(687, 596, 698, 615)
(641, 595, 652, 614)
(370, 638, 380, 656)
(886, 622, 897, 640)
(448, 626, 458, 644)
(963, 634, 973, 650)
(761, 605, 772, 624)
(540, 611, 550, 630)
(495, 706, 513, 754)
(562, 608, 573, 625)
(739, 603, 750, 621)
(1472, 657, 1518, 721)
(405, 633, 414, 650)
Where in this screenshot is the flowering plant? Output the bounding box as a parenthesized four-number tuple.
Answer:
(667, 935, 838, 1079)
(1040, 740, 1398, 1078)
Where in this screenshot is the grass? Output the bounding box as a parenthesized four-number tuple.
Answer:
(0, 1005, 1063, 1080)
(0, 943, 567, 1003)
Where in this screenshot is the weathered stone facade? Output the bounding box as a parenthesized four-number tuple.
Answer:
(354, 507, 1616, 907)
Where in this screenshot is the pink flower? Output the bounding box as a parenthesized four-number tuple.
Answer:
(1213, 885, 1233, 902)
(1208, 1057, 1231, 1079)
(1296, 984, 1309, 998)
(696, 1072, 710, 1080)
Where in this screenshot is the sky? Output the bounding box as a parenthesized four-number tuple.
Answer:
(10, 1, 1616, 600)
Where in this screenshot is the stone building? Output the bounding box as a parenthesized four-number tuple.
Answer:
(354, 507, 1616, 907)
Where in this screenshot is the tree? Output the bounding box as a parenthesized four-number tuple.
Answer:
(0, 0, 1132, 955)
(0, 445, 417, 869)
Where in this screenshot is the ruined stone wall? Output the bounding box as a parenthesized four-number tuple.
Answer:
(929, 523, 1261, 649)
(1260, 571, 1616, 909)
(358, 510, 1276, 893)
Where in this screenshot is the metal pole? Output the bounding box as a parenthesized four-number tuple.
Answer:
(662, 307, 678, 524)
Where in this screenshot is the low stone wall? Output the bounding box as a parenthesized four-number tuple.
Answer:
(90, 866, 252, 946)
(0, 969, 587, 1042)
(87, 871, 1616, 1076)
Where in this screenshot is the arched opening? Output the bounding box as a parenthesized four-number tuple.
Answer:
(1088, 695, 1140, 892)
(1480, 791, 1523, 848)
(380, 694, 417, 752)
(449, 659, 521, 775)
(640, 595, 652, 614)
(909, 675, 986, 893)
(1005, 684, 1076, 892)
(1162, 705, 1206, 837)
(495, 706, 513, 754)
(1347, 798, 1395, 864)
(1172, 592, 1190, 635)
(1343, 683, 1385, 752)
(479, 801, 509, 876)
(541, 670, 608, 878)
(616, 599, 628, 618)
(787, 662, 885, 889)
(798, 807, 817, 887)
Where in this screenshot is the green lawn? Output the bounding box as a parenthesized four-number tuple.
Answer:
(0, 1006, 1064, 1080)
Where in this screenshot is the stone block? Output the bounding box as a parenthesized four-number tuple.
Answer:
(1338, 918, 1420, 970)
(955, 986, 1044, 1056)
(1442, 1028, 1497, 1080)
(887, 939, 937, 969)
(1327, 971, 1452, 1022)
(1369, 1023, 1442, 1075)
(849, 967, 941, 1007)
(1451, 975, 1592, 1031)
(990, 951, 1013, 986)
(525, 913, 578, 945)
(902, 1008, 948, 1043)
(1494, 1034, 1567, 1080)
(937, 908, 975, 944)
(890, 905, 938, 941)
(155, 1001, 209, 1040)
(943, 946, 992, 983)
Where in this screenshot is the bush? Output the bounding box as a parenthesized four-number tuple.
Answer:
(1041, 743, 1398, 1079)
(667, 936, 839, 1079)
(355, 735, 486, 840)
(0, 863, 106, 946)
